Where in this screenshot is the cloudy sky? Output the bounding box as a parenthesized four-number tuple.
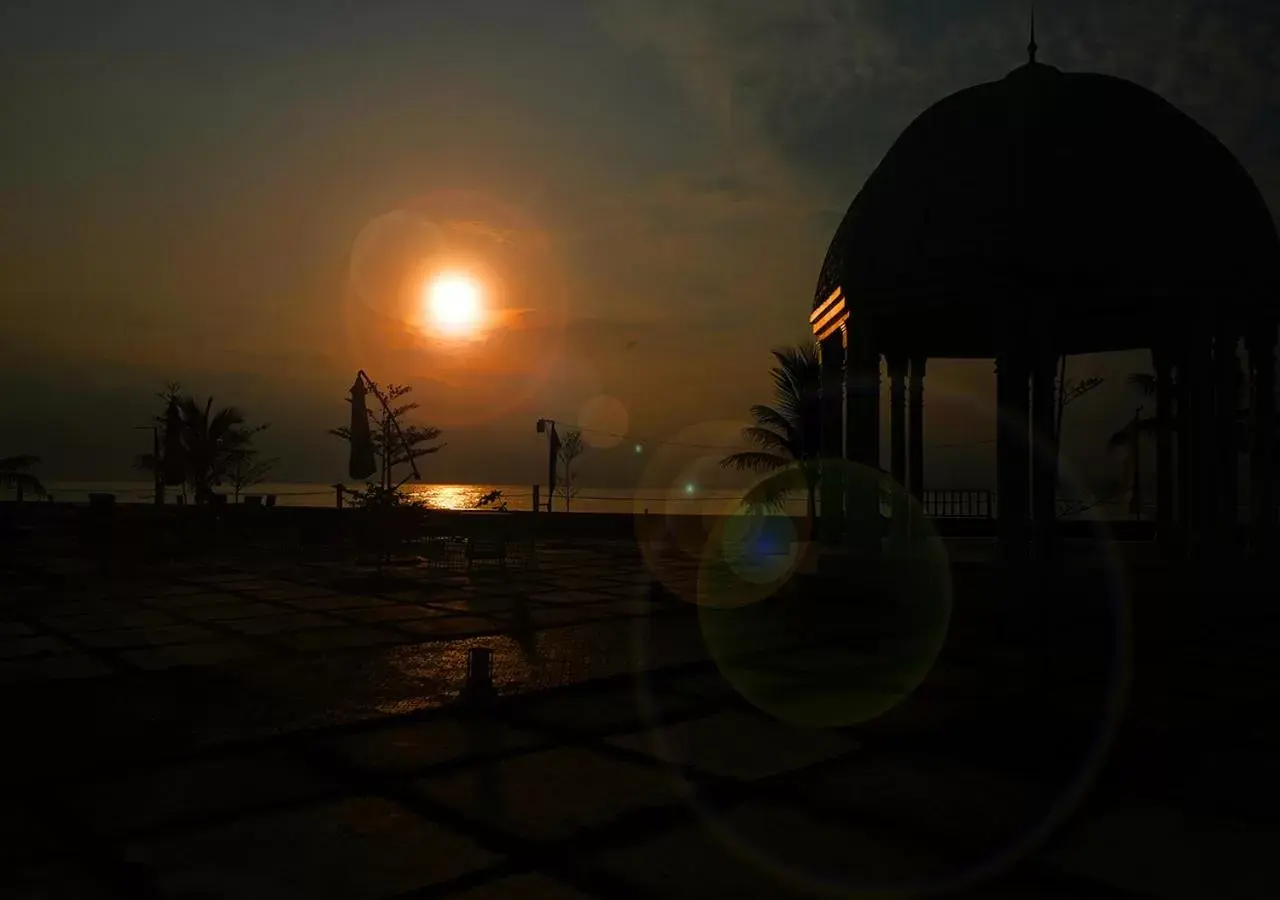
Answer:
(2, 0, 1277, 490)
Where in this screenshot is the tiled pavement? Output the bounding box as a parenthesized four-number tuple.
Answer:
(2, 544, 706, 692)
(1, 541, 1276, 898)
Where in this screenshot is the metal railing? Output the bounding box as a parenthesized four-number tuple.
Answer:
(920, 489, 994, 519)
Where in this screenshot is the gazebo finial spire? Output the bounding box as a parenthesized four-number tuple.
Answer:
(1028, 3, 1039, 64)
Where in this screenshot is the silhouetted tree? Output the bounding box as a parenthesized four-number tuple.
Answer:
(1126, 372, 1163, 399)
(344, 483, 426, 510)
(178, 395, 268, 504)
(1059, 376, 1105, 415)
(1053, 353, 1105, 438)
(1108, 372, 1176, 450)
(330, 382, 444, 496)
(556, 430, 585, 511)
(133, 383, 187, 495)
(475, 489, 509, 512)
(0, 455, 46, 500)
(1107, 359, 1259, 452)
(720, 344, 822, 524)
(1102, 355, 1280, 520)
(134, 385, 269, 504)
(225, 451, 278, 504)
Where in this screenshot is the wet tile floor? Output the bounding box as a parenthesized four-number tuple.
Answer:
(1, 541, 1274, 898)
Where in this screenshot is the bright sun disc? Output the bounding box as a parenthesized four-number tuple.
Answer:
(426, 272, 483, 335)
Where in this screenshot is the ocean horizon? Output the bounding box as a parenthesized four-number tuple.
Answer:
(32, 481, 788, 516)
(18, 480, 1165, 522)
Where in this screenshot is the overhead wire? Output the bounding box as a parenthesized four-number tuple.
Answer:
(472, 420, 1000, 455)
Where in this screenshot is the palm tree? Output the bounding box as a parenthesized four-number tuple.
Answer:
(133, 382, 188, 497)
(0, 455, 46, 500)
(720, 344, 823, 524)
(177, 396, 267, 503)
(1126, 372, 1161, 400)
(1107, 372, 1175, 450)
(1108, 365, 1255, 451)
(135, 389, 268, 504)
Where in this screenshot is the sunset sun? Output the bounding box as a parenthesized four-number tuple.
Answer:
(425, 271, 484, 337)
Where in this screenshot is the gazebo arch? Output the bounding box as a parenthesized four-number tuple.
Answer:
(811, 56, 1280, 561)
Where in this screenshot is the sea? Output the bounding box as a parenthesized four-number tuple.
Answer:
(30, 482, 785, 516)
(20, 480, 1154, 521)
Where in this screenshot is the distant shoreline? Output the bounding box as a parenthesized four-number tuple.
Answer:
(10, 480, 1171, 523)
(30, 481, 799, 516)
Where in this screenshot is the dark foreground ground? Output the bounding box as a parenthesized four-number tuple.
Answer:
(1, 527, 1277, 899)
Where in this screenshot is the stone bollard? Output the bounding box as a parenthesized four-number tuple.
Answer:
(459, 647, 497, 706)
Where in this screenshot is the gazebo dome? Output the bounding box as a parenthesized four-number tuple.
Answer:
(814, 61, 1280, 356)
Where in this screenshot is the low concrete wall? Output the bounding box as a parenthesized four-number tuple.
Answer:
(1, 500, 1160, 544)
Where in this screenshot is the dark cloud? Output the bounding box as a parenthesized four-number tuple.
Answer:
(603, 0, 1280, 213)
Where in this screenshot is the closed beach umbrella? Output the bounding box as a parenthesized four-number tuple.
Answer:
(162, 398, 186, 486)
(348, 375, 377, 481)
(547, 422, 561, 501)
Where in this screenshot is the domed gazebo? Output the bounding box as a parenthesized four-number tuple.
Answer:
(812, 45, 1280, 560)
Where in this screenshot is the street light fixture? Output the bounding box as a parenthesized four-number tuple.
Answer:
(132, 424, 163, 506)
(536, 418, 560, 512)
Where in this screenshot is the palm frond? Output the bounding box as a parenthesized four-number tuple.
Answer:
(0, 455, 41, 472)
(1, 454, 45, 496)
(208, 406, 248, 439)
(719, 451, 791, 474)
(721, 342, 824, 475)
(0, 472, 46, 496)
(1126, 373, 1158, 397)
(767, 345, 821, 427)
(739, 464, 811, 513)
(747, 404, 793, 436)
(740, 425, 794, 456)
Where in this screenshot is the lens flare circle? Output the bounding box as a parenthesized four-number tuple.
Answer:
(720, 511, 802, 585)
(631, 420, 755, 604)
(640, 418, 1134, 899)
(697, 458, 952, 731)
(343, 189, 574, 433)
(348, 210, 442, 316)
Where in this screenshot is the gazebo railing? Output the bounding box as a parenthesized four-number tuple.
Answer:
(921, 489, 994, 519)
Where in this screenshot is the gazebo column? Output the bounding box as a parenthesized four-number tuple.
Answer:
(1030, 348, 1057, 560)
(845, 324, 881, 553)
(908, 357, 927, 500)
(888, 354, 908, 487)
(1153, 347, 1175, 555)
(996, 351, 1030, 564)
(1214, 330, 1241, 552)
(1174, 344, 1193, 551)
(1247, 323, 1276, 552)
(887, 354, 910, 540)
(1187, 329, 1216, 557)
(908, 356, 927, 538)
(819, 332, 846, 542)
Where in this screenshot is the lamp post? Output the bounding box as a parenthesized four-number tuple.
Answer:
(536, 418, 560, 512)
(133, 425, 163, 506)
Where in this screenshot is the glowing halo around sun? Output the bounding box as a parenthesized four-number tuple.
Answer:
(423, 270, 485, 338)
(340, 188, 576, 433)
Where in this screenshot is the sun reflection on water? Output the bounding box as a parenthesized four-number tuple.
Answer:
(404, 484, 484, 510)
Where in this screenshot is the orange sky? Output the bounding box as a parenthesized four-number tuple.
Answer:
(2, 1, 1276, 487)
